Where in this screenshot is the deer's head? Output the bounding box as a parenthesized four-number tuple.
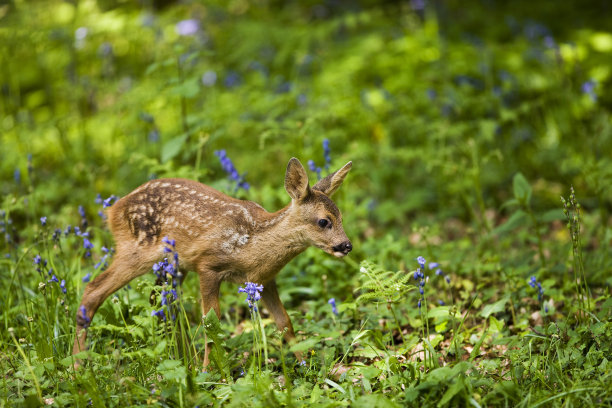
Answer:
(284, 158, 353, 258)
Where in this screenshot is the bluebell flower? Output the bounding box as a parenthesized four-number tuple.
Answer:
(238, 282, 264, 310)
(60, 279, 67, 294)
(582, 79, 597, 102)
(49, 275, 59, 283)
(175, 19, 199, 36)
(438, 300, 445, 305)
(79, 305, 91, 328)
(322, 139, 331, 170)
(83, 273, 91, 283)
(299, 360, 307, 366)
(224, 71, 242, 88)
(214, 150, 249, 191)
(34, 254, 42, 265)
(528, 276, 544, 302)
(151, 308, 166, 320)
(64, 226, 72, 236)
(83, 238, 94, 250)
(103, 195, 118, 208)
(94, 193, 103, 204)
(308, 160, 322, 180)
(78, 205, 86, 219)
(328, 298, 338, 315)
(40, 217, 47, 226)
(162, 236, 176, 247)
(416, 256, 426, 269)
(52, 228, 62, 241)
(14, 168, 21, 184)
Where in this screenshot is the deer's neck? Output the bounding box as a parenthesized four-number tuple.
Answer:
(243, 205, 308, 281)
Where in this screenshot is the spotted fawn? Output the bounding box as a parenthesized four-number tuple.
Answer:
(72, 157, 353, 367)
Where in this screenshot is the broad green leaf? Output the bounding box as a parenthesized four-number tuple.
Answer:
(290, 337, 320, 353)
(480, 297, 508, 318)
(491, 210, 528, 235)
(161, 133, 188, 163)
(513, 172, 532, 205)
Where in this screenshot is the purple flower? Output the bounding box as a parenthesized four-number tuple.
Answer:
(79, 306, 91, 328)
(14, 168, 21, 184)
(214, 150, 249, 191)
(103, 195, 118, 208)
(238, 282, 264, 310)
(94, 193, 103, 204)
(328, 298, 338, 315)
(582, 80, 597, 101)
(151, 308, 166, 320)
(34, 255, 42, 265)
(40, 217, 47, 226)
(175, 19, 199, 36)
(49, 275, 59, 283)
(416, 256, 426, 269)
(83, 273, 91, 283)
(308, 160, 322, 180)
(224, 71, 242, 88)
(528, 276, 544, 302)
(78, 205, 86, 219)
(322, 139, 331, 169)
(60, 279, 66, 294)
(83, 238, 94, 250)
(162, 236, 176, 247)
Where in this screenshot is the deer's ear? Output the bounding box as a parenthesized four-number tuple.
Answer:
(312, 161, 352, 197)
(285, 158, 311, 201)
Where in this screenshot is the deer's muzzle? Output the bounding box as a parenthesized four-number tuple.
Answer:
(332, 241, 352, 256)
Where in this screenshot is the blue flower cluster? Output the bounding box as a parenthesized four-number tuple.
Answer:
(79, 305, 91, 328)
(307, 139, 332, 180)
(34, 254, 67, 294)
(78, 205, 88, 229)
(214, 150, 249, 191)
(528, 276, 544, 302)
(328, 298, 338, 315)
(238, 282, 264, 311)
(413, 256, 449, 309)
(151, 237, 182, 321)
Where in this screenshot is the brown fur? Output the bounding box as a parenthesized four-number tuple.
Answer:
(72, 158, 352, 368)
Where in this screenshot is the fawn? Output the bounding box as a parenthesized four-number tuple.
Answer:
(72, 157, 352, 368)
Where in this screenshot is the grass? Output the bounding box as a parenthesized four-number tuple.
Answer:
(1, 0, 611, 406)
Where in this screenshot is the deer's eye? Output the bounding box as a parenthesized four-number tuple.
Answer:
(317, 219, 330, 228)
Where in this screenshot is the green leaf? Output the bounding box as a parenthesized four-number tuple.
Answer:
(324, 378, 346, 394)
(491, 210, 528, 235)
(513, 172, 532, 206)
(290, 337, 320, 353)
(161, 133, 188, 163)
(539, 209, 565, 222)
(157, 359, 186, 381)
(480, 297, 508, 318)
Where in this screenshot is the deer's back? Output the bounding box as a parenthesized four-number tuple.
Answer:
(109, 178, 262, 249)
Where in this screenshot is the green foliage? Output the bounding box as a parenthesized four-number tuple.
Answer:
(1, 0, 611, 406)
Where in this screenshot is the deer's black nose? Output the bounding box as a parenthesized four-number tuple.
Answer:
(333, 241, 352, 254)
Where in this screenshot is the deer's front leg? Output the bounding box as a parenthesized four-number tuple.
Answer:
(261, 280, 303, 363)
(198, 270, 221, 370)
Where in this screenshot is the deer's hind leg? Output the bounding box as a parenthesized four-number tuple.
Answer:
(72, 249, 157, 360)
